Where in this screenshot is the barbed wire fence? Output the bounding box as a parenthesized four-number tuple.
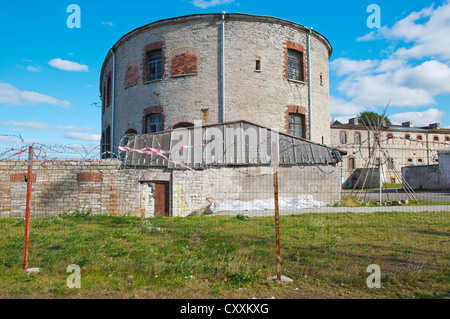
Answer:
(0, 129, 448, 293)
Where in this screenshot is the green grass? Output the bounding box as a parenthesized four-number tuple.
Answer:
(0, 211, 449, 299)
(338, 195, 450, 207)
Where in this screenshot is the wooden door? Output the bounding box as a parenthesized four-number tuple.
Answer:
(154, 182, 169, 216)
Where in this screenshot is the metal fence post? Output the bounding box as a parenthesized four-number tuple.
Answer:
(272, 140, 281, 283)
(22, 146, 33, 272)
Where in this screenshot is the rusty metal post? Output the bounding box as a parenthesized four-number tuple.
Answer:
(272, 140, 281, 283)
(23, 146, 33, 272)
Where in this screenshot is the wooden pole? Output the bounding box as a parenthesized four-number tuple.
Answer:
(272, 141, 281, 283)
(23, 146, 33, 272)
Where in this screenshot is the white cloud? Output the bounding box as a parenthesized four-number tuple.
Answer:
(390, 108, 446, 126)
(102, 21, 115, 27)
(357, 2, 450, 60)
(2, 121, 93, 132)
(333, 58, 450, 108)
(192, 0, 234, 9)
(330, 58, 376, 76)
(0, 83, 71, 108)
(64, 132, 101, 142)
(330, 96, 366, 117)
(48, 58, 89, 72)
(26, 65, 43, 72)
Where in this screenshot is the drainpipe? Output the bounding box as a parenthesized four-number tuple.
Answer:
(220, 12, 226, 123)
(110, 47, 116, 158)
(307, 27, 313, 141)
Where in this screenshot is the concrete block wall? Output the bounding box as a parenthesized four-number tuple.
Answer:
(1, 159, 340, 218)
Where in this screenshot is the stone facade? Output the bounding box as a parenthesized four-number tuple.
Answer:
(330, 119, 450, 188)
(100, 13, 332, 155)
(0, 159, 141, 217)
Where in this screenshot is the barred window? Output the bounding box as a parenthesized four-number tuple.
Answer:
(146, 114, 163, 133)
(289, 113, 305, 138)
(287, 49, 303, 81)
(340, 132, 347, 144)
(147, 50, 162, 81)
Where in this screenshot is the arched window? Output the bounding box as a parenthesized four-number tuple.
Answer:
(145, 114, 163, 133)
(354, 132, 361, 144)
(289, 113, 306, 138)
(287, 49, 304, 82)
(123, 129, 137, 146)
(405, 134, 411, 145)
(173, 122, 194, 129)
(387, 134, 394, 145)
(340, 132, 347, 144)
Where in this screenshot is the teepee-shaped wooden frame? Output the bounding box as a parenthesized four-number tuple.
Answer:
(349, 104, 420, 206)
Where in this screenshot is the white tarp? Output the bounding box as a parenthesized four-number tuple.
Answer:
(210, 195, 325, 213)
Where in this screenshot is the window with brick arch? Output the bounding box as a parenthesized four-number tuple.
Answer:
(287, 49, 304, 82)
(147, 50, 162, 81)
(340, 132, 347, 144)
(171, 53, 197, 76)
(288, 113, 305, 138)
(145, 114, 163, 133)
(354, 132, 361, 144)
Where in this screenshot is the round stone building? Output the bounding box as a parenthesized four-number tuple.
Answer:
(100, 13, 332, 155)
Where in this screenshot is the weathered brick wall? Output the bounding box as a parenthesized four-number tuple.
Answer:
(0, 159, 140, 218)
(101, 14, 332, 153)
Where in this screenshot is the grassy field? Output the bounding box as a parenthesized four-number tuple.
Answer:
(0, 211, 448, 299)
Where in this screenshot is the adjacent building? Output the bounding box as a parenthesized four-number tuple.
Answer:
(330, 118, 450, 188)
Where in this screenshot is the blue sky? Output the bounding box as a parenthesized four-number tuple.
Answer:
(1, 0, 449, 148)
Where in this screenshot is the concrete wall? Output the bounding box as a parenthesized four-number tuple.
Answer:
(101, 13, 332, 153)
(401, 151, 450, 190)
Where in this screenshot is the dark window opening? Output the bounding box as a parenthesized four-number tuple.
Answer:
(106, 76, 112, 107)
(255, 59, 261, 71)
(173, 122, 194, 129)
(348, 157, 355, 169)
(387, 134, 393, 144)
(146, 114, 163, 133)
(104, 126, 111, 158)
(287, 49, 304, 81)
(289, 113, 305, 138)
(355, 132, 361, 144)
(147, 50, 162, 81)
(123, 129, 137, 146)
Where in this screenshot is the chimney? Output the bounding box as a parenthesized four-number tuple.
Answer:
(348, 117, 359, 125)
(429, 123, 440, 129)
(402, 121, 412, 128)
